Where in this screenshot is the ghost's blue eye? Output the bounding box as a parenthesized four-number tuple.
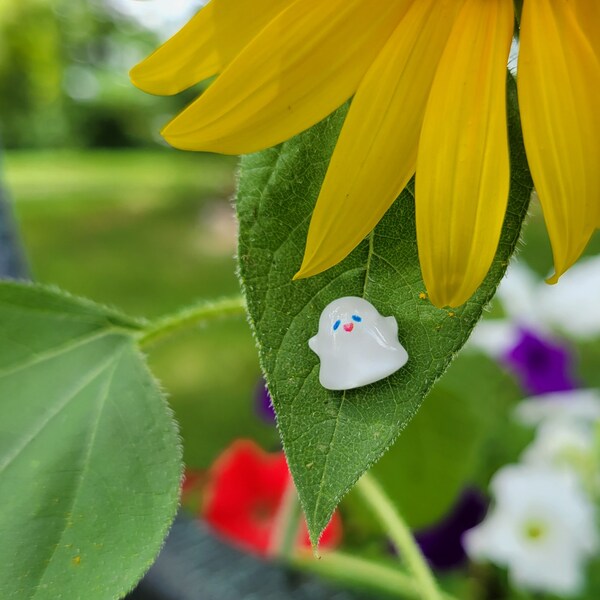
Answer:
(351, 315, 362, 323)
(333, 320, 341, 331)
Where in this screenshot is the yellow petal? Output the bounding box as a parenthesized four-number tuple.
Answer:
(519, 0, 600, 281)
(564, 0, 600, 231)
(295, 0, 463, 279)
(161, 0, 412, 154)
(568, 0, 600, 62)
(130, 0, 294, 95)
(416, 0, 514, 308)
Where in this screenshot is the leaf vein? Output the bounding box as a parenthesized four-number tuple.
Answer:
(0, 342, 123, 475)
(32, 349, 124, 596)
(0, 329, 117, 378)
(311, 229, 377, 533)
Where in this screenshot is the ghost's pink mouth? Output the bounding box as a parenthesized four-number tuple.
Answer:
(343, 323, 354, 332)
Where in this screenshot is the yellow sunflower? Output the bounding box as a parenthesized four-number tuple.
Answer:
(131, 0, 599, 308)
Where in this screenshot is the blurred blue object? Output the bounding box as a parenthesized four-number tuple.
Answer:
(0, 147, 27, 279)
(255, 379, 276, 424)
(127, 516, 369, 600)
(414, 487, 488, 571)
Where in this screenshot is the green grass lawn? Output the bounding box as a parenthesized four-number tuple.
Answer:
(3, 148, 279, 467)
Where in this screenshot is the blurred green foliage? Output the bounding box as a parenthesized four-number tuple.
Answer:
(0, 0, 195, 148)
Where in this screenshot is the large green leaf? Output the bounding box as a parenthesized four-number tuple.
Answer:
(237, 76, 532, 544)
(0, 283, 182, 600)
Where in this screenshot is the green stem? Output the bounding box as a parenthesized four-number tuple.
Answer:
(291, 552, 457, 600)
(137, 296, 246, 347)
(356, 472, 442, 600)
(269, 480, 303, 560)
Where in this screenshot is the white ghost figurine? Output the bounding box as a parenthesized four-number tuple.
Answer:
(309, 297, 408, 391)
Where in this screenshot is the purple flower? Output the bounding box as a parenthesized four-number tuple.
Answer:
(502, 327, 579, 395)
(255, 379, 276, 423)
(414, 488, 488, 571)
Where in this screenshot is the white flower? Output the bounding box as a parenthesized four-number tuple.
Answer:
(468, 262, 542, 357)
(523, 421, 595, 467)
(464, 465, 598, 596)
(538, 255, 600, 340)
(521, 421, 598, 493)
(514, 389, 600, 428)
(467, 319, 521, 358)
(515, 390, 600, 497)
(495, 260, 545, 330)
(469, 255, 600, 356)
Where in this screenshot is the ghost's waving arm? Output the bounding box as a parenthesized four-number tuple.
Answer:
(308, 334, 319, 354)
(384, 315, 398, 338)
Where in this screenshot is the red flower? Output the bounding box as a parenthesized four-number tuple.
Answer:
(180, 470, 207, 513)
(181, 470, 205, 495)
(201, 440, 342, 557)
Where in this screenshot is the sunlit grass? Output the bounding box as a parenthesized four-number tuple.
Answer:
(4, 148, 235, 209)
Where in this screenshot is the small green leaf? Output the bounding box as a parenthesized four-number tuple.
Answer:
(237, 76, 532, 544)
(0, 283, 182, 600)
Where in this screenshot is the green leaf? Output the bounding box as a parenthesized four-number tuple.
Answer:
(0, 283, 182, 600)
(237, 76, 532, 545)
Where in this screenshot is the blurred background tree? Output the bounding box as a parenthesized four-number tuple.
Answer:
(0, 0, 198, 149)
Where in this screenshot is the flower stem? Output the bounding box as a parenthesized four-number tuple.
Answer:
(137, 296, 246, 347)
(291, 551, 458, 600)
(269, 480, 302, 560)
(355, 472, 443, 600)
